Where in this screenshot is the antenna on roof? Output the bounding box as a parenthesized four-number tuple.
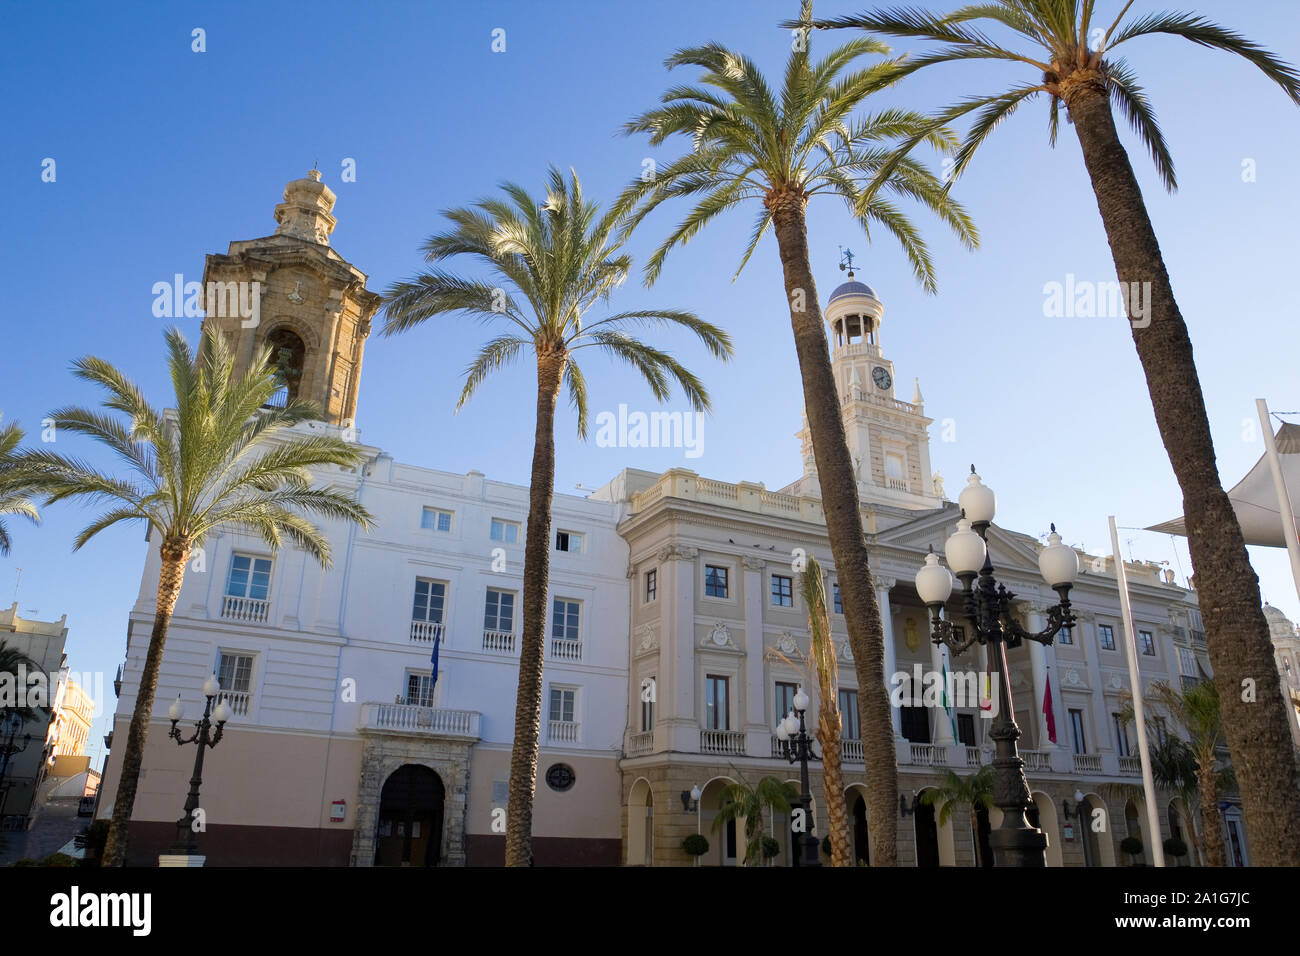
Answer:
(837, 245, 855, 280)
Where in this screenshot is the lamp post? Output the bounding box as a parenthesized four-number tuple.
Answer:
(166, 674, 231, 857)
(914, 466, 1079, 867)
(0, 711, 32, 817)
(679, 785, 703, 865)
(776, 686, 821, 867)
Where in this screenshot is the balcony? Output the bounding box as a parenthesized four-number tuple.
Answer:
(1072, 753, 1103, 774)
(359, 703, 481, 739)
(410, 620, 444, 644)
(1190, 628, 1206, 646)
(217, 689, 251, 716)
(1118, 755, 1142, 776)
(701, 729, 745, 756)
(221, 595, 269, 623)
(842, 739, 864, 763)
(549, 719, 579, 744)
(482, 629, 515, 654)
(908, 743, 947, 766)
(626, 731, 653, 756)
(550, 638, 582, 662)
(1022, 750, 1052, 772)
(885, 477, 909, 491)
(965, 746, 983, 768)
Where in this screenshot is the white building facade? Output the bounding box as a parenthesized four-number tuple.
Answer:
(97, 173, 1253, 866)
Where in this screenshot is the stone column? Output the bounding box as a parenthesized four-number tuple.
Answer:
(659, 545, 699, 753)
(930, 639, 957, 747)
(742, 557, 769, 755)
(875, 577, 902, 739)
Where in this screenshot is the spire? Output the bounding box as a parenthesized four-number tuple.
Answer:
(913, 377, 924, 406)
(273, 169, 337, 245)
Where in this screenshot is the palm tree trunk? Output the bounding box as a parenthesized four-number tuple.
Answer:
(101, 540, 189, 867)
(817, 712, 851, 866)
(504, 350, 565, 867)
(1064, 79, 1300, 866)
(1198, 765, 1225, 867)
(769, 191, 898, 865)
(970, 806, 982, 868)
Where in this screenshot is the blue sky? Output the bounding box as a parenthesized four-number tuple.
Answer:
(3, 1, 1299, 764)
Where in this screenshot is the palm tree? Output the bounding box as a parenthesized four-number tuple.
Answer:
(801, 554, 850, 866)
(0, 641, 42, 722)
(1146, 735, 1204, 865)
(17, 327, 372, 866)
(713, 776, 801, 865)
(381, 167, 732, 866)
(617, 0, 978, 866)
(1124, 679, 1230, 865)
(796, 0, 1300, 869)
(920, 765, 994, 867)
(0, 419, 40, 554)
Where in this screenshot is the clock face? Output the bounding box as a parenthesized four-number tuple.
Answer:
(872, 366, 892, 390)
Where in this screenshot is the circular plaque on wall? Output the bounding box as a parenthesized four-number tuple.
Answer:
(545, 763, 576, 792)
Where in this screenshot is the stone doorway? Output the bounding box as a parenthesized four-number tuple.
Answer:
(374, 765, 445, 867)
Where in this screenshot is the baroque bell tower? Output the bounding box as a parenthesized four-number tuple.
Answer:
(201, 170, 382, 427)
(788, 253, 942, 510)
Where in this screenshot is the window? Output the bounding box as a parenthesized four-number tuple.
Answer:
(1152, 717, 1168, 747)
(1069, 709, 1087, 755)
(1058, 626, 1072, 645)
(218, 653, 253, 693)
(217, 652, 254, 715)
(641, 676, 655, 732)
(704, 565, 729, 598)
(645, 569, 657, 603)
(771, 574, 793, 607)
(839, 689, 860, 740)
(833, 583, 842, 615)
(421, 507, 452, 532)
(555, 530, 583, 553)
(1179, 647, 1197, 676)
(548, 686, 576, 723)
(490, 518, 519, 544)
(901, 705, 930, 743)
(1099, 624, 1116, 650)
(1139, 630, 1156, 656)
(705, 675, 730, 730)
(406, 672, 435, 707)
(226, 554, 271, 600)
(957, 713, 977, 747)
(1113, 713, 1131, 757)
(484, 588, 515, 632)
(411, 579, 445, 623)
(776, 681, 797, 724)
(551, 598, 580, 642)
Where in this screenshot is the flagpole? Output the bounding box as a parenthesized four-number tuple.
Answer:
(1109, 515, 1165, 867)
(1256, 398, 1300, 606)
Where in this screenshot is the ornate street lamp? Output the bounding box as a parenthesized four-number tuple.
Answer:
(776, 687, 822, 868)
(914, 466, 1079, 867)
(166, 674, 231, 856)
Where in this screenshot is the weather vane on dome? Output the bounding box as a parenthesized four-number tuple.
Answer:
(838, 245, 855, 280)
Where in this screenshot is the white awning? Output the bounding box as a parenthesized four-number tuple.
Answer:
(1148, 423, 1300, 548)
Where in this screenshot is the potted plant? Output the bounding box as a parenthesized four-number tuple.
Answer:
(1163, 836, 1189, 862)
(682, 833, 709, 861)
(762, 836, 780, 863)
(1120, 836, 1145, 866)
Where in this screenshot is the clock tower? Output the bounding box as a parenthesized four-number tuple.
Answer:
(788, 269, 942, 510)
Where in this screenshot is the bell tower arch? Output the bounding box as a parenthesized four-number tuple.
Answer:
(200, 169, 382, 427)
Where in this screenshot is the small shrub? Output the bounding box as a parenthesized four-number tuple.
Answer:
(682, 833, 709, 857)
(1163, 837, 1188, 859)
(761, 836, 780, 859)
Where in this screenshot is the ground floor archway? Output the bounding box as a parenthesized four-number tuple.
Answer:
(374, 764, 445, 867)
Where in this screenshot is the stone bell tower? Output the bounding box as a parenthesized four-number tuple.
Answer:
(201, 169, 382, 427)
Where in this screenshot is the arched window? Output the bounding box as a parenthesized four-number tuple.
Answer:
(264, 328, 307, 406)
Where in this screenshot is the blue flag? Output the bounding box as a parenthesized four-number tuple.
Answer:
(430, 630, 441, 689)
